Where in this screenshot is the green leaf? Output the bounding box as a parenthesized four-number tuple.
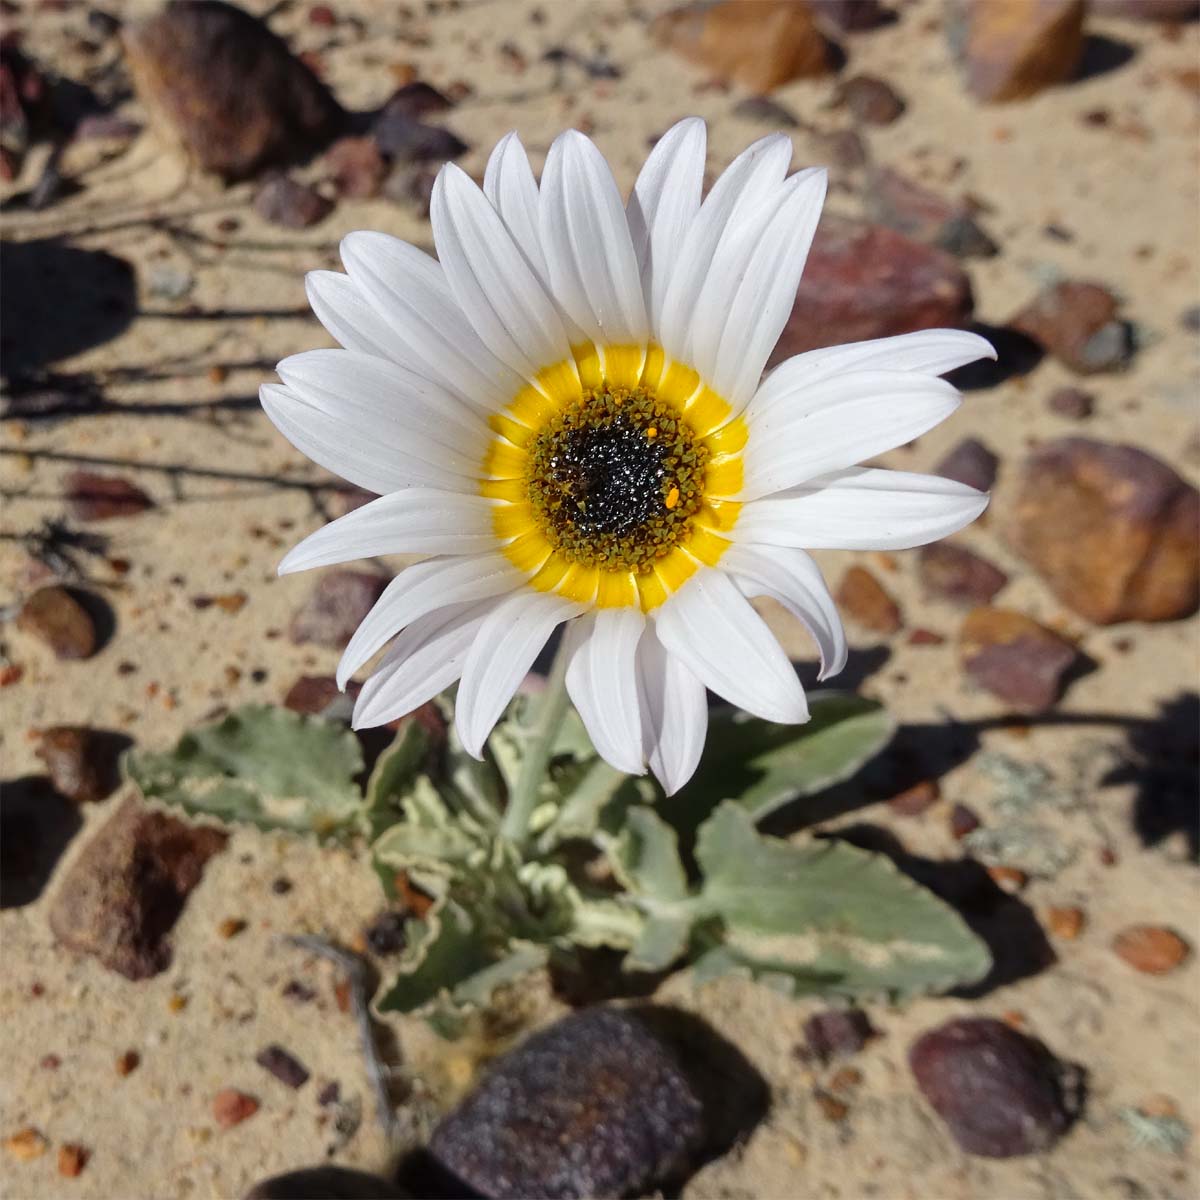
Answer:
(626, 914, 693, 973)
(123, 704, 364, 840)
(363, 719, 432, 840)
(692, 802, 991, 1001)
(611, 807, 688, 902)
(673, 693, 895, 822)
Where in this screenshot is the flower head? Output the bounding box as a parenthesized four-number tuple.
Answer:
(263, 120, 993, 793)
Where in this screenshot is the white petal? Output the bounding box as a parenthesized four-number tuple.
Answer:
(278, 490, 498, 575)
(262, 383, 464, 496)
(306, 270, 406, 361)
(484, 131, 550, 278)
(696, 168, 827, 409)
(431, 163, 573, 381)
(455, 591, 584, 758)
(340, 231, 523, 412)
(540, 129, 648, 346)
(656, 133, 792, 363)
(734, 467, 990, 551)
(626, 118, 706, 333)
(749, 329, 997, 421)
(723, 543, 846, 681)
(565, 608, 646, 776)
(737, 370, 962, 501)
(352, 600, 493, 728)
(654, 568, 808, 725)
(337, 555, 523, 688)
(635, 627, 708, 796)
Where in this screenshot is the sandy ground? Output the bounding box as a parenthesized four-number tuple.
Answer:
(2, 0, 1199, 1197)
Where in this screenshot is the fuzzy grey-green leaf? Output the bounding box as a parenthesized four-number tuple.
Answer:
(612, 807, 688, 902)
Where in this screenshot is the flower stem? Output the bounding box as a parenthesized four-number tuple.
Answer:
(499, 636, 572, 846)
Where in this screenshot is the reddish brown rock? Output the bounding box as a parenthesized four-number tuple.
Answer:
(918, 543, 1008, 606)
(283, 675, 360, 715)
(35, 726, 125, 804)
(48, 797, 227, 980)
(288, 570, 388, 648)
(804, 1009, 876, 1062)
(254, 175, 333, 229)
(651, 0, 835, 94)
(888, 779, 940, 816)
(935, 438, 998, 493)
(810, 128, 868, 172)
(834, 75, 906, 126)
(836, 565, 903, 635)
(1090, 0, 1198, 16)
(121, 0, 344, 180)
(810, 0, 891, 32)
(1007, 438, 1199, 624)
(1009, 281, 1133, 375)
(959, 607, 1079, 712)
(961, 0, 1085, 103)
(769, 217, 974, 361)
(866, 168, 998, 259)
(64, 470, 153, 521)
(1044, 906, 1084, 940)
(375, 80, 455, 120)
(16, 587, 98, 660)
(1112, 925, 1190, 975)
(212, 1089, 259, 1129)
(1046, 387, 1095, 419)
(326, 135, 385, 199)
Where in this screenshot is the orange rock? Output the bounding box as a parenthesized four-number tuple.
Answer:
(986, 865, 1028, 893)
(962, 0, 1085, 103)
(4, 1128, 48, 1162)
(888, 780, 940, 816)
(1112, 925, 1190, 975)
(1044, 906, 1085, 940)
(836, 566, 903, 635)
(57, 1144, 88, 1177)
(652, 0, 834, 93)
(959, 607, 1079, 712)
(212, 1089, 259, 1129)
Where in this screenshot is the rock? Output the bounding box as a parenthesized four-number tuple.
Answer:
(1044, 906, 1084, 940)
(1112, 925, 1190, 975)
(212, 1088, 259, 1129)
(1046, 387, 1095, 419)
(364, 910, 407, 955)
(1009, 281, 1133, 375)
(48, 797, 227, 980)
(809, 128, 869, 172)
(769, 216, 974, 361)
(651, 0, 835, 94)
(121, 0, 344, 180)
(810, 0, 892, 31)
(283, 674, 360, 716)
(836, 565, 903, 634)
(1007, 438, 1199, 624)
(1182, 305, 1200, 333)
(57, 1144, 88, 1178)
(918, 543, 1008, 606)
(244, 1166, 407, 1200)
(803, 1009, 876, 1062)
(376, 80, 454, 120)
(910, 1018, 1072, 1157)
(1089, 0, 1198, 16)
(254, 175, 333, 229)
(370, 109, 467, 163)
(326, 135, 385, 199)
(34, 726, 125, 804)
(255, 1044, 310, 1089)
(731, 95, 800, 127)
(288, 571, 387, 649)
(64, 470, 153, 520)
(834, 75, 906, 126)
(16, 586, 98, 660)
(934, 437, 998, 493)
(146, 262, 194, 301)
(428, 1008, 705, 1200)
(960, 0, 1085, 103)
(866, 168, 998, 259)
(959, 607, 1079, 712)
(4, 1127, 48, 1162)
(949, 803, 981, 839)
(888, 779, 941, 816)
(73, 113, 142, 141)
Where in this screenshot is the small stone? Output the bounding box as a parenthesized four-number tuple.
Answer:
(769, 216, 974, 361)
(4, 1127, 48, 1161)
(866, 168, 998, 259)
(376, 80, 454, 119)
(326, 135, 385, 199)
(888, 780, 940, 816)
(959, 607, 1079, 712)
(651, 0, 834, 93)
(803, 1009, 875, 1063)
(168, 993, 188, 1013)
(370, 107, 467, 163)
(1047, 387, 1094, 419)
(809, 128, 869, 172)
(57, 1144, 87, 1177)
(116, 1050, 140, 1076)
(255, 1044, 310, 1089)
(218, 917, 247, 939)
(960, 0, 1085, 103)
(146, 263, 194, 301)
(949, 803, 981, 839)
(814, 1091, 850, 1121)
(1112, 926, 1190, 975)
(935, 438, 998, 493)
(16, 587, 98, 660)
(35, 726, 123, 804)
(364, 910, 407, 956)
(288, 571, 388, 648)
(244, 1166, 405, 1200)
(1007, 438, 1199, 624)
(987, 865, 1028, 893)
(836, 565, 903, 635)
(282, 675, 360, 716)
(64, 471, 153, 521)
(809, 0, 891, 30)
(429, 1008, 705, 1200)
(317, 1081, 341, 1106)
(910, 1017, 1072, 1157)
(918, 543, 1008, 606)
(1089, 0, 1199, 16)
(834, 75, 906, 125)
(48, 797, 227, 980)
(1010, 281, 1133, 375)
(1044, 906, 1084, 940)
(212, 1089, 259, 1129)
(254, 175, 333, 229)
(908, 627, 946, 646)
(1181, 305, 1200, 334)
(731, 95, 800, 127)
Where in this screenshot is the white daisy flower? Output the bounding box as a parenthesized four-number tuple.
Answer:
(263, 120, 994, 795)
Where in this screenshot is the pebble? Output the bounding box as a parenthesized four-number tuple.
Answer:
(428, 1008, 705, 1200)
(888, 779, 941, 816)
(949, 803, 981, 839)
(376, 80, 454, 119)
(254, 175, 334, 229)
(866, 167, 998, 259)
(1111, 926, 1191, 975)
(836, 565, 903, 634)
(803, 1009, 876, 1063)
(116, 1050, 140, 1076)
(1007, 438, 1199, 624)
(908, 627, 946, 646)
(35, 726, 123, 804)
(1010, 281, 1133, 375)
(364, 910, 407, 956)
(910, 1017, 1072, 1157)
(834, 75, 906, 125)
(255, 1044, 310, 1089)
(244, 1166, 406, 1199)
(810, 0, 891, 31)
(326, 136, 386, 199)
(48, 797, 228, 980)
(934, 437, 999, 493)
(918, 543, 1008, 606)
(730, 95, 800, 127)
(1090, 0, 1199, 16)
(1044, 906, 1085, 940)
(57, 1144, 87, 1178)
(959, 606, 1079, 712)
(16, 586, 98, 660)
(1047, 387, 1095, 419)
(370, 110, 467, 163)
(959, 0, 1085, 103)
(212, 1089, 259, 1130)
(282, 675, 360, 715)
(288, 571, 388, 648)
(4, 1127, 48, 1161)
(809, 128, 869, 172)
